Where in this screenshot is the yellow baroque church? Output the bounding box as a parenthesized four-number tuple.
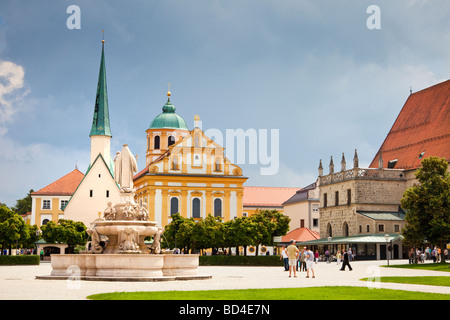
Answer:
(133, 91, 248, 227)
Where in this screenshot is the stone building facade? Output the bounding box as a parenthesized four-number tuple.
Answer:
(316, 151, 407, 259)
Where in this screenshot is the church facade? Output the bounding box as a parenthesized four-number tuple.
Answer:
(134, 93, 247, 227)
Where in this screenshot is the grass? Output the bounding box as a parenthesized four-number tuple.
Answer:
(360, 276, 450, 287)
(382, 262, 450, 272)
(87, 286, 449, 300)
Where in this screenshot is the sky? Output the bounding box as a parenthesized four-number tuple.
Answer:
(0, 0, 449, 207)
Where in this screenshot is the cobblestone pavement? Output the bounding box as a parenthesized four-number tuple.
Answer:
(1, 259, 449, 300)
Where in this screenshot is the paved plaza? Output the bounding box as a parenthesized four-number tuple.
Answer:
(1, 259, 449, 300)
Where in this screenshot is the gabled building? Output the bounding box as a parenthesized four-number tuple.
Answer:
(134, 96, 247, 227)
(282, 180, 320, 233)
(63, 40, 121, 227)
(31, 168, 84, 227)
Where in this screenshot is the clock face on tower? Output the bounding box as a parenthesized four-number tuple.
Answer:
(308, 190, 315, 198)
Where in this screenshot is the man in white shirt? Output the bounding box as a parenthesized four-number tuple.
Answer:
(305, 247, 315, 278)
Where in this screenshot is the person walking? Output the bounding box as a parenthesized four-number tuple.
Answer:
(280, 246, 289, 271)
(340, 249, 352, 271)
(305, 247, 315, 278)
(287, 240, 299, 278)
(336, 250, 341, 265)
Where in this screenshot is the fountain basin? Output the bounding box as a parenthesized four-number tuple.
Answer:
(95, 220, 158, 254)
(40, 254, 209, 281)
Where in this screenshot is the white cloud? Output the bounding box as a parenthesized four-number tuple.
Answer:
(0, 60, 28, 133)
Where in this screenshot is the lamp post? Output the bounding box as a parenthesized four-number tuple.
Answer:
(328, 237, 332, 263)
(384, 234, 390, 266)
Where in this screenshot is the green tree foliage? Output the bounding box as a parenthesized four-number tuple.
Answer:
(12, 189, 34, 216)
(164, 210, 290, 255)
(401, 157, 450, 263)
(0, 204, 40, 254)
(41, 219, 88, 253)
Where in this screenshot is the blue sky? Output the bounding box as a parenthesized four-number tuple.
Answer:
(1, 0, 449, 207)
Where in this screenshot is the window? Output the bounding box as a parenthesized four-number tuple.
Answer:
(312, 204, 319, 212)
(343, 222, 349, 237)
(313, 218, 319, 228)
(192, 198, 201, 218)
(172, 156, 179, 170)
(367, 225, 370, 232)
(335, 191, 339, 206)
(324, 193, 328, 208)
(388, 159, 398, 168)
(215, 158, 222, 172)
(300, 219, 305, 228)
(90, 190, 93, 197)
(42, 200, 51, 210)
(42, 219, 50, 225)
(106, 190, 110, 198)
(60, 200, 68, 210)
(214, 198, 222, 217)
(168, 135, 176, 147)
(170, 197, 179, 216)
(394, 224, 400, 232)
(378, 224, 384, 232)
(347, 189, 351, 205)
(154, 136, 160, 149)
(359, 225, 362, 233)
(327, 223, 332, 237)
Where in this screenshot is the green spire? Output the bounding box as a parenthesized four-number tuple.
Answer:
(90, 41, 111, 137)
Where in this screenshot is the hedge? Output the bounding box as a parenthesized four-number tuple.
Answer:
(199, 255, 282, 266)
(0, 255, 40, 265)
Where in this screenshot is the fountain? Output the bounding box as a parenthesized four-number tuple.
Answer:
(37, 145, 210, 281)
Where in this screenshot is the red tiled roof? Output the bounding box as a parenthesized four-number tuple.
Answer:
(243, 186, 299, 207)
(370, 79, 450, 170)
(281, 227, 320, 243)
(32, 169, 84, 196)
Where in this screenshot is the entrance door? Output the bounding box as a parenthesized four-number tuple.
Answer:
(394, 244, 399, 259)
(380, 244, 387, 260)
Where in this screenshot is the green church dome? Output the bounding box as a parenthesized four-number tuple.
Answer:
(149, 96, 188, 130)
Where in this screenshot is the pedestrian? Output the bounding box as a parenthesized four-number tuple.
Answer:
(348, 248, 352, 261)
(305, 247, 315, 278)
(299, 249, 307, 272)
(408, 248, 415, 264)
(336, 250, 341, 265)
(325, 249, 330, 263)
(314, 250, 319, 263)
(287, 240, 299, 278)
(280, 246, 289, 271)
(340, 249, 352, 271)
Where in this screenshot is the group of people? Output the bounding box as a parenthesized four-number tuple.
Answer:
(281, 240, 353, 278)
(408, 247, 446, 264)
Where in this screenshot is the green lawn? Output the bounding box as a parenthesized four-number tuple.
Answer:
(360, 276, 450, 287)
(87, 286, 449, 300)
(382, 262, 450, 272)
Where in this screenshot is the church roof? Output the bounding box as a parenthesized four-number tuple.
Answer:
(149, 95, 188, 130)
(282, 181, 318, 206)
(243, 186, 299, 207)
(32, 169, 84, 196)
(370, 79, 450, 170)
(90, 41, 112, 137)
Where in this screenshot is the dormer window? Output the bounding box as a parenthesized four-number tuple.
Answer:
(387, 159, 398, 168)
(419, 150, 425, 159)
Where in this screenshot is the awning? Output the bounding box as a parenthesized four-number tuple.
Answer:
(297, 233, 403, 246)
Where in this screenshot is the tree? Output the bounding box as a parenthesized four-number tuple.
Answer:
(41, 219, 88, 253)
(13, 189, 34, 216)
(0, 204, 39, 254)
(401, 156, 450, 263)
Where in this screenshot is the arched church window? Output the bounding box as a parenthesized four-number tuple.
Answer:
(168, 135, 176, 146)
(170, 197, 179, 216)
(154, 136, 160, 149)
(192, 198, 201, 218)
(343, 222, 349, 237)
(327, 223, 332, 237)
(214, 198, 222, 217)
